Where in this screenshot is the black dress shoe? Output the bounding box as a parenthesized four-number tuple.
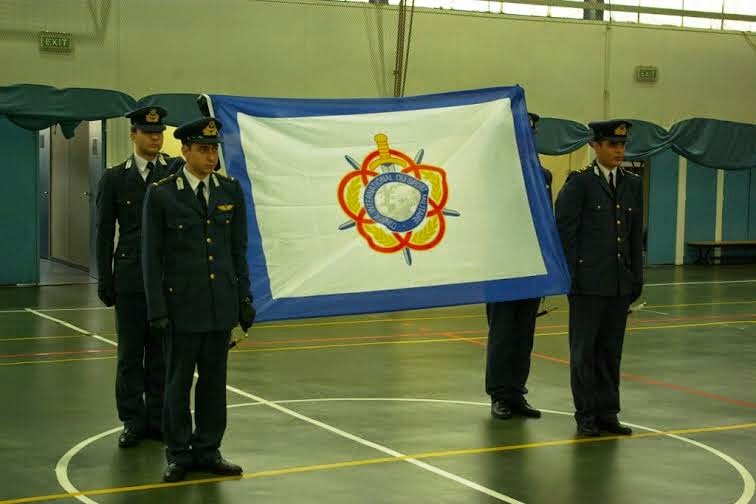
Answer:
(577, 419, 600, 437)
(162, 463, 188, 483)
(196, 457, 243, 476)
(491, 401, 513, 420)
(510, 400, 542, 418)
(118, 428, 141, 448)
(599, 420, 633, 435)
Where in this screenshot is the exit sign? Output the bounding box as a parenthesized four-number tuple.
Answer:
(39, 32, 73, 53)
(635, 65, 658, 82)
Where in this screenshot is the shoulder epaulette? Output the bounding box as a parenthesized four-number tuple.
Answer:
(153, 174, 178, 187)
(215, 171, 235, 182)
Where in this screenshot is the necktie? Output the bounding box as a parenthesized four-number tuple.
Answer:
(609, 171, 616, 198)
(197, 181, 208, 215)
(145, 161, 156, 184)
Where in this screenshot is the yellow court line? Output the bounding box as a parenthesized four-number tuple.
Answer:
(252, 313, 483, 330)
(233, 320, 756, 353)
(2, 421, 753, 504)
(1, 320, 753, 366)
(0, 356, 116, 367)
(233, 336, 476, 353)
(0, 335, 88, 342)
(646, 300, 756, 309)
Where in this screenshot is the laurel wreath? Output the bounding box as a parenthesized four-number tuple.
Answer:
(409, 216, 438, 245)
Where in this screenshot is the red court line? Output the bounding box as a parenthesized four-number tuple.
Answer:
(534, 311, 756, 330)
(240, 312, 756, 347)
(441, 333, 756, 409)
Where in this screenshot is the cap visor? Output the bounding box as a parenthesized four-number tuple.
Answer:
(137, 124, 166, 133)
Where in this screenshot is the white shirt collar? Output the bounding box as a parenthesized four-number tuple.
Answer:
(181, 167, 212, 195)
(133, 153, 158, 180)
(595, 160, 618, 185)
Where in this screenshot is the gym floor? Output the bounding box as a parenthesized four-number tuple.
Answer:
(0, 265, 754, 504)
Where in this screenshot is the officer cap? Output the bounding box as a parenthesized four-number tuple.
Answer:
(125, 106, 168, 132)
(588, 119, 632, 143)
(174, 117, 224, 145)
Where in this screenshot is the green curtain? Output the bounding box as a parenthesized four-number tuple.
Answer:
(536, 116, 756, 170)
(0, 84, 135, 138)
(1, 84, 754, 169)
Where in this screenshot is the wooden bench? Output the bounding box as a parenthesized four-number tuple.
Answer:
(687, 240, 756, 264)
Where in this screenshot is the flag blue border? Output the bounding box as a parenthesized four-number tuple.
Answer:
(209, 87, 570, 322)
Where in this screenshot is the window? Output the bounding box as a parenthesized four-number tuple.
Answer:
(639, 0, 683, 28)
(723, 0, 756, 31)
(330, 0, 756, 32)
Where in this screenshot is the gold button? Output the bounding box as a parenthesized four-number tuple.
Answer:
(209, 255, 214, 261)
(210, 273, 215, 280)
(629, 207, 633, 211)
(617, 253, 621, 257)
(225, 220, 230, 224)
(578, 259, 583, 264)
(616, 204, 620, 209)
(597, 205, 601, 210)
(178, 224, 183, 229)
(617, 220, 621, 225)
(206, 237, 212, 244)
(121, 253, 125, 257)
(207, 219, 211, 225)
(168, 287, 173, 293)
(127, 200, 132, 205)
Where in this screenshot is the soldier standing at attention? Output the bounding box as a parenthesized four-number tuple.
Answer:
(95, 106, 171, 448)
(555, 120, 643, 437)
(485, 113, 552, 421)
(142, 117, 256, 482)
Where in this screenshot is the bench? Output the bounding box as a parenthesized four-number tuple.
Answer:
(687, 240, 756, 265)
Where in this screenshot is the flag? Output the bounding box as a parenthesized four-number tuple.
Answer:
(207, 87, 570, 322)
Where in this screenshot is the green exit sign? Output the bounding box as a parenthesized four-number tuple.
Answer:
(39, 32, 73, 53)
(635, 65, 658, 82)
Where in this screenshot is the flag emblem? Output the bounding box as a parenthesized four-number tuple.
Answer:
(337, 133, 460, 266)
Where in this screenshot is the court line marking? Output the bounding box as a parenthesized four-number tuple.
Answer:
(4, 297, 756, 329)
(24, 309, 116, 348)
(0, 277, 753, 315)
(0, 335, 89, 342)
(3, 309, 747, 346)
(645, 279, 756, 287)
(0, 356, 117, 367)
(0, 349, 116, 359)
(2, 399, 747, 504)
(14, 310, 756, 409)
(3, 318, 754, 368)
(26, 312, 522, 504)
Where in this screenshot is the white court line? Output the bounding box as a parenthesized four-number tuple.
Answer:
(25, 309, 117, 348)
(55, 398, 755, 504)
(29, 311, 522, 504)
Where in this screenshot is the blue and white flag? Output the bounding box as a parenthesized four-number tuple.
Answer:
(208, 87, 569, 322)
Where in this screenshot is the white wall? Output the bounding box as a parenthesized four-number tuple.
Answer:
(1, 0, 754, 162)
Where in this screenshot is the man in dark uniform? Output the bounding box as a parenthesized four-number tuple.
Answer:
(554, 120, 643, 437)
(142, 117, 256, 482)
(95, 106, 172, 448)
(485, 113, 552, 420)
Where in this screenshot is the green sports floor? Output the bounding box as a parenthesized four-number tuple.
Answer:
(0, 265, 754, 504)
